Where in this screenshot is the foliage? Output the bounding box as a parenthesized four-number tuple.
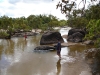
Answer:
(67, 17, 88, 28)
(86, 19, 100, 39)
(85, 19, 100, 47)
(84, 3, 100, 20)
(56, 0, 100, 48)
(55, 0, 100, 29)
(0, 14, 67, 37)
(64, 1, 100, 28)
(59, 20, 67, 26)
(56, 0, 99, 17)
(0, 30, 9, 38)
(40, 23, 48, 31)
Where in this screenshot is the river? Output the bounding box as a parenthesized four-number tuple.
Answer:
(0, 27, 93, 75)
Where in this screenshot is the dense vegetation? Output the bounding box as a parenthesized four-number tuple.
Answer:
(57, 0, 100, 47)
(79, 4, 100, 46)
(0, 14, 67, 38)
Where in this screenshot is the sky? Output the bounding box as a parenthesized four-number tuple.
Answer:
(0, 0, 67, 20)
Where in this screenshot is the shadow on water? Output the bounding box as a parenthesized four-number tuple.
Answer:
(33, 50, 51, 54)
(56, 59, 61, 75)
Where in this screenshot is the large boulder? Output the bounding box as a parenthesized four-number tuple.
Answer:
(68, 28, 86, 36)
(40, 31, 64, 45)
(67, 32, 85, 42)
(67, 28, 86, 42)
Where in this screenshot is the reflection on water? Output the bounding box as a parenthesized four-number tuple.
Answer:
(0, 28, 94, 75)
(56, 59, 61, 75)
(0, 35, 42, 75)
(0, 45, 3, 60)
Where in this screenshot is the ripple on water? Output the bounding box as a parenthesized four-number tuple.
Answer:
(79, 71, 92, 75)
(61, 56, 76, 64)
(55, 47, 76, 64)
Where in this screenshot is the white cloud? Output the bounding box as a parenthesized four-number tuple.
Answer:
(0, 0, 66, 20)
(0, 0, 99, 20)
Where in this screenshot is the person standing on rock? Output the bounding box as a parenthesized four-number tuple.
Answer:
(56, 41, 61, 59)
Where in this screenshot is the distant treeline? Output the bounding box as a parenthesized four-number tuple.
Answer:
(0, 14, 67, 38)
(0, 14, 67, 31)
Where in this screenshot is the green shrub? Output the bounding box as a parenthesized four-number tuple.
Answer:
(0, 30, 9, 38)
(85, 19, 100, 47)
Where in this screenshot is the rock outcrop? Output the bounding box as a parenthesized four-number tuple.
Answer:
(40, 31, 64, 45)
(67, 28, 86, 42)
(34, 45, 55, 50)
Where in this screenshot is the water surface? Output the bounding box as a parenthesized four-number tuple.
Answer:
(0, 27, 92, 75)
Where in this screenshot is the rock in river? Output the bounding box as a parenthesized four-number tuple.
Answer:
(40, 31, 64, 45)
(34, 45, 56, 50)
(67, 28, 86, 43)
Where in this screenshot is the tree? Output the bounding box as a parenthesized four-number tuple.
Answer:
(0, 15, 12, 30)
(67, 17, 88, 28)
(56, 0, 99, 18)
(0, 14, 66, 38)
(27, 15, 36, 29)
(85, 19, 100, 47)
(59, 20, 67, 26)
(84, 3, 100, 20)
(48, 15, 60, 30)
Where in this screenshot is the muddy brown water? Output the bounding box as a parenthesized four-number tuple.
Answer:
(0, 27, 93, 75)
